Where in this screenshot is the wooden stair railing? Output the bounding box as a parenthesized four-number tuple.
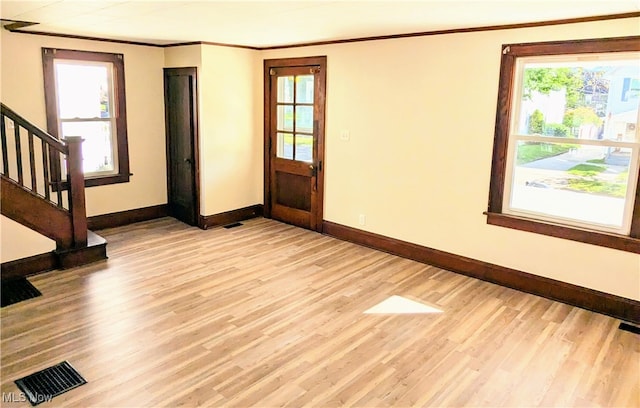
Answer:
(1, 102, 87, 249)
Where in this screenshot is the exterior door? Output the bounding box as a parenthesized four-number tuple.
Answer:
(164, 67, 199, 226)
(264, 57, 326, 231)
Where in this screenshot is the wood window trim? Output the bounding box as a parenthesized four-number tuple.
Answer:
(42, 47, 130, 188)
(487, 36, 640, 254)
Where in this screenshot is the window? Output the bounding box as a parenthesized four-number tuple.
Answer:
(42, 48, 130, 187)
(275, 74, 315, 163)
(487, 37, 640, 253)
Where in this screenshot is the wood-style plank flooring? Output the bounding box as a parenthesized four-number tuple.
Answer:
(1, 217, 639, 407)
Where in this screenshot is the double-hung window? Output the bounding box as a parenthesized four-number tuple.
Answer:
(42, 48, 130, 187)
(487, 37, 640, 253)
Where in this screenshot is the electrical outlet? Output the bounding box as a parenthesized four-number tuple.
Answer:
(358, 214, 366, 225)
(340, 130, 350, 141)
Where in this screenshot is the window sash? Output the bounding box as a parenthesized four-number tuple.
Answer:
(59, 117, 118, 177)
(503, 140, 640, 234)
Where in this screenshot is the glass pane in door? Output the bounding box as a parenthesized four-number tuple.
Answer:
(295, 106, 314, 134)
(277, 132, 293, 160)
(296, 75, 314, 103)
(295, 134, 313, 162)
(277, 76, 294, 103)
(277, 105, 294, 131)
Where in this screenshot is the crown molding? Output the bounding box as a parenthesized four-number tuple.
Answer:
(4, 12, 639, 51)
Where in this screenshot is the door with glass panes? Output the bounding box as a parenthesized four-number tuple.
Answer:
(264, 57, 326, 231)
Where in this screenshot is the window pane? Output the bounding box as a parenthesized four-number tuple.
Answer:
(517, 60, 639, 141)
(277, 132, 293, 160)
(61, 121, 115, 174)
(295, 105, 314, 133)
(296, 75, 314, 103)
(509, 141, 631, 228)
(277, 105, 293, 131)
(277, 76, 294, 103)
(55, 62, 112, 119)
(295, 134, 313, 162)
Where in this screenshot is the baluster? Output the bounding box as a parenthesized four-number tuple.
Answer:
(1, 114, 8, 176)
(55, 150, 64, 207)
(14, 123, 23, 185)
(42, 140, 51, 201)
(28, 131, 37, 193)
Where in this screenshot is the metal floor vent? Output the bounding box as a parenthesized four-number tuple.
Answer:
(619, 322, 640, 335)
(223, 222, 243, 229)
(15, 361, 87, 406)
(1, 278, 42, 308)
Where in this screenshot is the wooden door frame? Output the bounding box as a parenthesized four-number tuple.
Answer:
(163, 67, 200, 227)
(263, 56, 327, 232)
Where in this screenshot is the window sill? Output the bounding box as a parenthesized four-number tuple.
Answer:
(485, 212, 640, 254)
(85, 173, 130, 187)
(54, 173, 131, 191)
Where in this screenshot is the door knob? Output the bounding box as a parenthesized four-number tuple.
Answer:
(309, 164, 314, 171)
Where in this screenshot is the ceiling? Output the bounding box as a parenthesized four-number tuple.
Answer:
(1, 1, 639, 48)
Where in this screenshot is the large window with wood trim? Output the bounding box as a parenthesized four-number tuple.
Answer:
(42, 48, 130, 187)
(487, 37, 640, 253)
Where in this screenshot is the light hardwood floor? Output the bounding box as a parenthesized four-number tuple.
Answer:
(1, 217, 639, 407)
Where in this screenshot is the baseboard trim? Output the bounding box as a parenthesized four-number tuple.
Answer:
(198, 204, 263, 230)
(2, 231, 108, 280)
(88, 204, 168, 230)
(322, 221, 640, 325)
(1, 252, 57, 280)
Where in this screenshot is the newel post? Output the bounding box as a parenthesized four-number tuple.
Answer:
(65, 136, 87, 247)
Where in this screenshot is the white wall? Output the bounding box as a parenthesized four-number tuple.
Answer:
(260, 17, 640, 301)
(165, 44, 262, 216)
(1, 30, 167, 262)
(199, 44, 262, 215)
(0, 217, 55, 262)
(164, 44, 202, 68)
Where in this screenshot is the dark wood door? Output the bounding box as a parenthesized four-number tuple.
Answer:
(264, 57, 326, 231)
(164, 67, 199, 226)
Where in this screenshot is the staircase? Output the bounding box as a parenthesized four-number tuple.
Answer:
(1, 103, 106, 280)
